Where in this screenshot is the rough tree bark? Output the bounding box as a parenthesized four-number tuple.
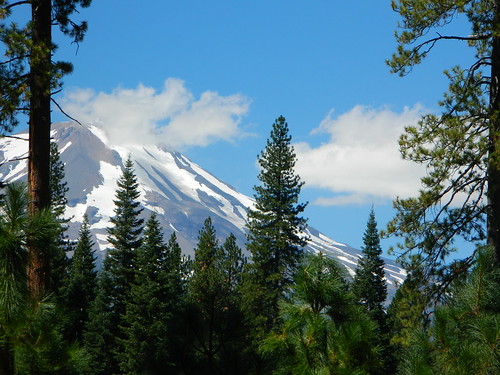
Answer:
(27, 0, 52, 299)
(489, 1, 500, 265)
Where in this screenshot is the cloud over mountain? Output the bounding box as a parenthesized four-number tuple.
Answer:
(60, 78, 251, 149)
(295, 105, 427, 206)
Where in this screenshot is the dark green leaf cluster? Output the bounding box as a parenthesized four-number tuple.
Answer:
(65, 214, 97, 342)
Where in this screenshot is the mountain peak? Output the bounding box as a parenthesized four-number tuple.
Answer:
(0, 122, 406, 298)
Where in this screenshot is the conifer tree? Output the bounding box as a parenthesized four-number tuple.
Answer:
(185, 218, 247, 374)
(385, 0, 500, 293)
(0, 182, 82, 374)
(261, 254, 384, 375)
(119, 213, 183, 375)
(0, 0, 93, 300)
(105, 156, 144, 318)
(398, 248, 499, 374)
(89, 156, 144, 372)
(353, 208, 388, 328)
(48, 141, 71, 303)
(245, 115, 308, 333)
(387, 257, 429, 356)
(49, 142, 69, 225)
(220, 233, 246, 294)
(66, 214, 97, 343)
(83, 270, 118, 375)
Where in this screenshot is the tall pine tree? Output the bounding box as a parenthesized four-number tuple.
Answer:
(105, 155, 144, 318)
(352, 208, 387, 328)
(86, 155, 144, 374)
(0, 0, 93, 300)
(48, 141, 71, 304)
(385, 0, 500, 294)
(184, 218, 247, 375)
(244, 115, 308, 332)
(65, 214, 97, 343)
(119, 213, 184, 375)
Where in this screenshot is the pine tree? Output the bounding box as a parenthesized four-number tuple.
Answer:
(105, 155, 144, 318)
(0, 182, 82, 374)
(83, 270, 119, 375)
(0, 0, 93, 300)
(90, 156, 144, 373)
(353, 208, 388, 328)
(387, 257, 429, 355)
(245, 115, 308, 333)
(48, 141, 71, 304)
(65, 214, 97, 343)
(220, 233, 246, 294)
(184, 218, 247, 375)
(119, 214, 184, 375)
(397, 248, 499, 374)
(49, 142, 69, 224)
(385, 0, 500, 294)
(261, 254, 384, 375)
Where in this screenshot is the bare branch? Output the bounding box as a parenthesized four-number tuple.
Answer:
(3, 1, 31, 11)
(51, 97, 82, 126)
(0, 55, 29, 66)
(0, 155, 29, 168)
(414, 33, 490, 59)
(0, 134, 28, 141)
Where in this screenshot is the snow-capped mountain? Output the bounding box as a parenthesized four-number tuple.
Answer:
(0, 122, 406, 297)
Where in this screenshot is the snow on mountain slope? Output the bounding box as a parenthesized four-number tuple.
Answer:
(0, 122, 406, 296)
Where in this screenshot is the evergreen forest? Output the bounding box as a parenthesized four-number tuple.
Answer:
(0, 1, 499, 374)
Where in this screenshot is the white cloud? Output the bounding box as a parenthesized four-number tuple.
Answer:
(60, 78, 251, 149)
(295, 105, 427, 206)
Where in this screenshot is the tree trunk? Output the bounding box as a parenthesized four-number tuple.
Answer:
(0, 339, 14, 375)
(28, 0, 52, 299)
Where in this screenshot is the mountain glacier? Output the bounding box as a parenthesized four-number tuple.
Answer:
(0, 122, 406, 296)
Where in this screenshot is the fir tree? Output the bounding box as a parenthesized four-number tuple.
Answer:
(83, 270, 119, 375)
(353, 208, 388, 328)
(220, 233, 246, 294)
(105, 155, 144, 317)
(184, 218, 247, 375)
(119, 214, 183, 375)
(65, 214, 97, 343)
(387, 257, 429, 356)
(245, 115, 308, 333)
(49, 141, 69, 224)
(48, 141, 70, 304)
(91, 156, 144, 373)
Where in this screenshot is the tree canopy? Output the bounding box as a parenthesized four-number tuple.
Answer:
(385, 0, 500, 291)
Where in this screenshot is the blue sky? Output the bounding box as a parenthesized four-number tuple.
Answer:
(41, 1, 475, 257)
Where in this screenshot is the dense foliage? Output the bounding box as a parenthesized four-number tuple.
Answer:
(244, 115, 308, 336)
(385, 0, 500, 295)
